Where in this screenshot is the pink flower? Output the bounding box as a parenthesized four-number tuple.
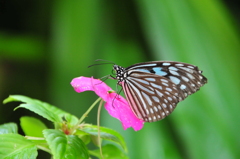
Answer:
(71, 76, 144, 131)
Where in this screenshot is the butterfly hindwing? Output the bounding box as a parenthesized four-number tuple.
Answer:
(121, 71, 180, 122)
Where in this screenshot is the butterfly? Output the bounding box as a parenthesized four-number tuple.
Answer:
(111, 61, 207, 122)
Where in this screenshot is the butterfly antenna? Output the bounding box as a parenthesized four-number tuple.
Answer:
(88, 59, 115, 68)
(95, 59, 115, 63)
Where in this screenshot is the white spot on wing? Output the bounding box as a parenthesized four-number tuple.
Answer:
(175, 63, 184, 67)
(165, 91, 170, 95)
(145, 78, 156, 82)
(162, 103, 167, 108)
(186, 73, 195, 79)
(162, 83, 168, 87)
(161, 79, 169, 83)
(169, 70, 179, 76)
(142, 92, 153, 106)
(180, 67, 194, 73)
(169, 66, 178, 71)
(187, 65, 195, 69)
(129, 63, 157, 69)
(182, 76, 189, 82)
(162, 63, 170, 66)
(150, 108, 154, 114)
(152, 96, 160, 102)
(146, 109, 149, 114)
(130, 80, 154, 94)
(156, 90, 164, 97)
(151, 83, 162, 90)
(133, 78, 149, 85)
(180, 84, 186, 90)
(166, 88, 172, 92)
(169, 76, 180, 85)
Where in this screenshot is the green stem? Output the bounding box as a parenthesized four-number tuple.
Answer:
(97, 99, 104, 159)
(25, 136, 45, 140)
(77, 97, 102, 126)
(37, 145, 52, 154)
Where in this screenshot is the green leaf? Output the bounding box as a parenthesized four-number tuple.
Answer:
(43, 129, 89, 159)
(81, 124, 127, 152)
(0, 133, 37, 159)
(0, 123, 18, 134)
(89, 144, 128, 159)
(75, 130, 91, 145)
(4, 95, 78, 125)
(20, 116, 47, 137)
(90, 134, 101, 147)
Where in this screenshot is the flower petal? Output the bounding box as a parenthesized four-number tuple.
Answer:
(71, 77, 95, 93)
(91, 78, 113, 101)
(71, 76, 144, 131)
(71, 76, 112, 101)
(104, 92, 144, 131)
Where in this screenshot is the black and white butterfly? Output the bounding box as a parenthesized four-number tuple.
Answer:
(110, 61, 207, 122)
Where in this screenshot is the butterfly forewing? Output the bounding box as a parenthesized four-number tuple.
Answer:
(113, 61, 207, 122)
(126, 61, 207, 101)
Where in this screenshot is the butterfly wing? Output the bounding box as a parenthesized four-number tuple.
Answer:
(126, 61, 207, 100)
(121, 71, 180, 122)
(121, 61, 207, 122)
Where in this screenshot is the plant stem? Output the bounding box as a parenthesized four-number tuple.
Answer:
(25, 136, 45, 140)
(97, 99, 104, 158)
(37, 145, 52, 154)
(77, 97, 102, 126)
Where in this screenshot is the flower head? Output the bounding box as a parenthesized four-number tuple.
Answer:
(71, 76, 144, 131)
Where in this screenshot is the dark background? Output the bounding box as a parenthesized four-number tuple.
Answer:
(0, 0, 239, 158)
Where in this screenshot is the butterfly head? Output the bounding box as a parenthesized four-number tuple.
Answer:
(113, 64, 126, 82)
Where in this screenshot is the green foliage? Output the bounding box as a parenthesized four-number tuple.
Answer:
(43, 129, 89, 159)
(0, 134, 38, 159)
(81, 124, 127, 152)
(20, 116, 47, 137)
(0, 123, 18, 134)
(1, 95, 128, 159)
(90, 144, 128, 159)
(4, 95, 79, 125)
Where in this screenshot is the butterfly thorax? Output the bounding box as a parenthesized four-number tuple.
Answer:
(113, 65, 127, 83)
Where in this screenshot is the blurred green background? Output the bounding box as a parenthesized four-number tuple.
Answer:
(0, 0, 239, 159)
